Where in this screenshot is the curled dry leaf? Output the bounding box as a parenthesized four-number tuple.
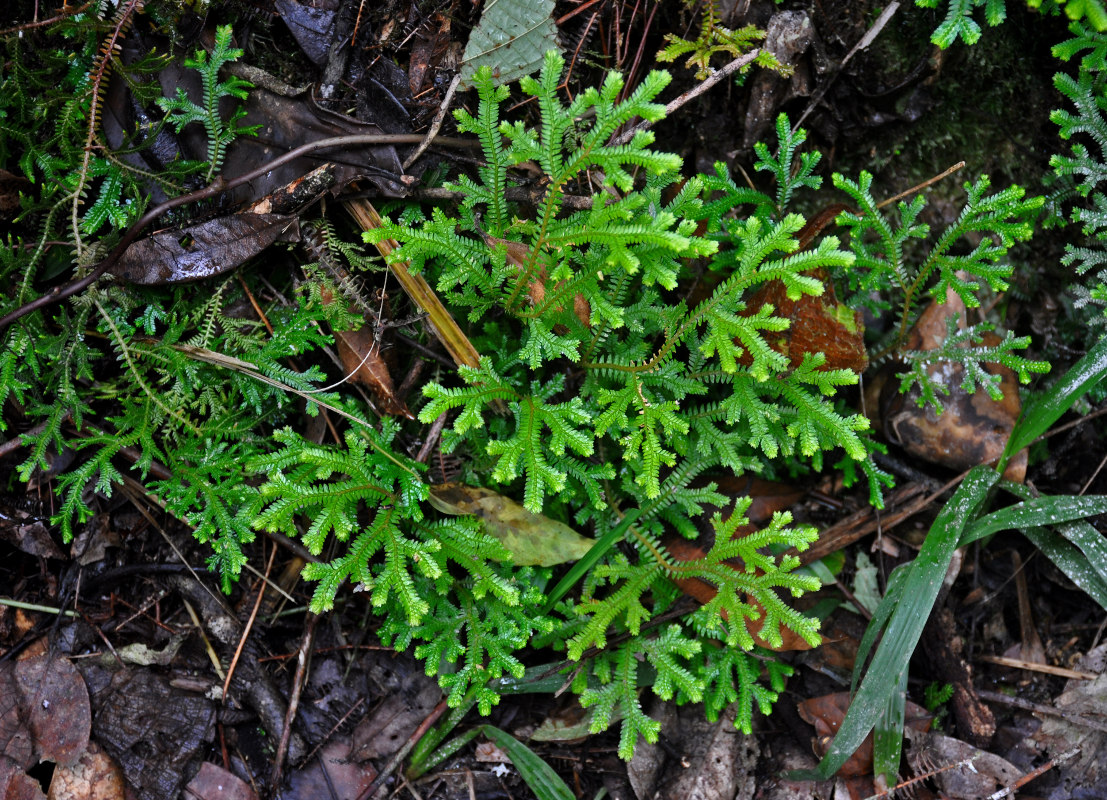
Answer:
(334, 326, 414, 418)
(429, 483, 595, 566)
(110, 214, 300, 285)
(882, 290, 1027, 482)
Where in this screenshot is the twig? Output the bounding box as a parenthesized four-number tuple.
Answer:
(793, 2, 901, 130)
(876, 161, 966, 210)
(0, 417, 59, 460)
(977, 688, 1107, 733)
(181, 598, 227, 683)
(416, 412, 449, 464)
(403, 74, 462, 171)
(354, 698, 450, 800)
(0, 133, 473, 333)
(222, 543, 275, 703)
(0, 2, 92, 35)
(270, 611, 319, 792)
(977, 654, 1097, 680)
(298, 696, 365, 766)
(609, 49, 763, 147)
(986, 746, 1081, 799)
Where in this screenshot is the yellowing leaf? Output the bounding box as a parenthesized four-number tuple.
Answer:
(429, 483, 594, 566)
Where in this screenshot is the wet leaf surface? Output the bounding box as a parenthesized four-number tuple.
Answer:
(110, 214, 300, 285)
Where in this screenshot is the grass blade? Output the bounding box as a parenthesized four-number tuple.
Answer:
(791, 466, 997, 780)
(1021, 525, 1107, 611)
(480, 726, 574, 800)
(1001, 334, 1107, 471)
(873, 669, 908, 788)
(961, 495, 1107, 545)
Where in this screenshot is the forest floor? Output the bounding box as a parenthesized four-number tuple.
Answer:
(3, 1, 1107, 799)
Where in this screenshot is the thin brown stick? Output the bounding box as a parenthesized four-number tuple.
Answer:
(876, 161, 967, 210)
(403, 74, 462, 171)
(354, 698, 450, 800)
(977, 654, 1097, 680)
(978, 688, 1107, 733)
(0, 417, 57, 460)
(298, 696, 365, 767)
(0, 2, 92, 35)
(0, 133, 473, 333)
(270, 611, 319, 791)
(222, 543, 276, 703)
(609, 49, 763, 147)
(986, 746, 1080, 800)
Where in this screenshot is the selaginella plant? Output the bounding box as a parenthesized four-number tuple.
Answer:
(1, 8, 1051, 761)
(248, 51, 879, 756)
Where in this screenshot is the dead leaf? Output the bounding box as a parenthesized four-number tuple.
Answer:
(905, 730, 1021, 800)
(798, 692, 930, 777)
(882, 288, 1026, 482)
(738, 269, 868, 373)
(334, 326, 413, 418)
(0, 507, 64, 560)
(0, 757, 46, 800)
(274, 0, 337, 66)
(183, 761, 257, 800)
(408, 14, 452, 96)
(47, 742, 126, 800)
(429, 483, 596, 566)
(474, 741, 510, 763)
(531, 697, 612, 743)
(110, 214, 300, 285)
(285, 740, 376, 800)
(15, 656, 91, 766)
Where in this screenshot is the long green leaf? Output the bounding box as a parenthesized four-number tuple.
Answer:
(961, 495, 1107, 546)
(873, 669, 908, 789)
(481, 726, 574, 800)
(791, 466, 998, 780)
(1001, 333, 1107, 470)
(1059, 521, 1107, 589)
(1021, 525, 1107, 612)
(543, 508, 642, 613)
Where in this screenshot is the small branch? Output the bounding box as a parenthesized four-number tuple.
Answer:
(403, 74, 462, 171)
(610, 49, 763, 147)
(270, 611, 319, 792)
(354, 698, 450, 800)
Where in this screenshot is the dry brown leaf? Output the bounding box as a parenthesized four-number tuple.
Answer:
(738, 268, 868, 373)
(110, 214, 300, 285)
(882, 288, 1026, 482)
(183, 761, 257, 800)
(47, 742, 126, 800)
(798, 692, 930, 777)
(334, 326, 413, 419)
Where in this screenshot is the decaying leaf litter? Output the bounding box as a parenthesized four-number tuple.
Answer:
(2, 0, 1107, 799)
